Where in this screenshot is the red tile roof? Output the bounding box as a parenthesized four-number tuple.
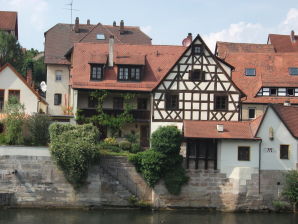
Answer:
(268, 34, 298, 52)
(0, 11, 17, 31)
(44, 23, 152, 65)
(271, 104, 298, 138)
(183, 117, 262, 140)
(216, 42, 298, 104)
(70, 43, 185, 91)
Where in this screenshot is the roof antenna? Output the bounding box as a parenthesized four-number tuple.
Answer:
(63, 0, 79, 25)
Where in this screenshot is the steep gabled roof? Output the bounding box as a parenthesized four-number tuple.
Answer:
(268, 34, 298, 52)
(0, 11, 17, 31)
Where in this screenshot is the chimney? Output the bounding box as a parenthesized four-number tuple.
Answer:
(113, 21, 116, 27)
(187, 33, 193, 42)
(120, 20, 124, 34)
(284, 101, 291, 106)
(87, 19, 90, 25)
(217, 124, 224, 132)
(108, 35, 114, 67)
(74, 17, 79, 33)
(26, 68, 33, 87)
(291, 30, 296, 43)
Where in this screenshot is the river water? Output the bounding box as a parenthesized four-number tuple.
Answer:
(0, 209, 297, 224)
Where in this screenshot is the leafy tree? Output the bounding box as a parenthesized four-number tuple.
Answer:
(282, 170, 298, 212)
(0, 31, 24, 71)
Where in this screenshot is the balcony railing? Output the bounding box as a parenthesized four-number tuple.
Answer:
(80, 108, 150, 121)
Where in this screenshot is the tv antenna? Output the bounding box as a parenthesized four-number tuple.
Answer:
(63, 0, 79, 24)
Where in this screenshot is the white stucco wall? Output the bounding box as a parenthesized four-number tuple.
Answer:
(217, 139, 260, 180)
(257, 107, 298, 170)
(0, 66, 40, 114)
(46, 64, 70, 115)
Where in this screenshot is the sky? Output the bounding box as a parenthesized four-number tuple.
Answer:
(1, 0, 298, 51)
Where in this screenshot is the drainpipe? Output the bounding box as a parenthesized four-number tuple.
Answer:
(258, 139, 262, 194)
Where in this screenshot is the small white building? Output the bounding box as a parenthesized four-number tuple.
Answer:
(0, 63, 47, 115)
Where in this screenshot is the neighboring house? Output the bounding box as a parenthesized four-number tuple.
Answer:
(215, 31, 298, 120)
(0, 11, 18, 39)
(0, 64, 47, 114)
(44, 18, 152, 116)
(267, 30, 298, 52)
(69, 34, 244, 145)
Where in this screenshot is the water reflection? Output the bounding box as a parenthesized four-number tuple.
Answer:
(0, 209, 296, 224)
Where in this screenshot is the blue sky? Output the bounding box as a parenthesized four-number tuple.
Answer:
(1, 0, 298, 51)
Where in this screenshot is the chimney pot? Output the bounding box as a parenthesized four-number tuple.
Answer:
(120, 20, 124, 34)
(87, 19, 90, 25)
(113, 21, 116, 26)
(187, 33, 193, 42)
(291, 30, 296, 43)
(74, 17, 79, 33)
(109, 35, 114, 67)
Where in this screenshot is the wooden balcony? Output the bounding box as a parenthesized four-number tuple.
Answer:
(80, 108, 150, 121)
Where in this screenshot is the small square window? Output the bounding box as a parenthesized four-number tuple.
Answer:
(270, 88, 277, 96)
(280, 145, 289, 159)
(165, 94, 179, 110)
(238, 146, 250, 161)
(90, 64, 103, 81)
(245, 68, 256, 76)
(289, 67, 298, 75)
(287, 88, 294, 96)
(214, 95, 228, 111)
(113, 97, 124, 109)
(190, 69, 205, 81)
(8, 90, 20, 102)
(55, 71, 62, 81)
(192, 45, 203, 55)
(96, 34, 105, 40)
(54, 93, 62, 105)
(248, 108, 256, 119)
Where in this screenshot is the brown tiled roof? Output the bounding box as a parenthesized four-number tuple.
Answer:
(44, 23, 152, 65)
(268, 34, 298, 52)
(70, 43, 185, 91)
(0, 11, 17, 31)
(183, 118, 262, 140)
(216, 42, 298, 104)
(216, 41, 275, 58)
(271, 104, 298, 138)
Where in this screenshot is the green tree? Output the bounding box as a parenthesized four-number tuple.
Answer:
(282, 170, 298, 212)
(0, 31, 23, 71)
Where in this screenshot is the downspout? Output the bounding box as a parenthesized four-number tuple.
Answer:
(258, 139, 262, 194)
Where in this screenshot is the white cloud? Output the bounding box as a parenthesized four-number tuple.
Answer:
(203, 8, 298, 51)
(140, 25, 152, 36)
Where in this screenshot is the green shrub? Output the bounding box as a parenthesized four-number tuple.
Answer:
(49, 123, 100, 189)
(129, 150, 166, 187)
(272, 200, 291, 212)
(124, 133, 139, 144)
(27, 114, 51, 146)
(103, 137, 118, 146)
(130, 143, 142, 154)
(119, 140, 131, 151)
(151, 126, 182, 155)
(164, 166, 189, 195)
(0, 133, 5, 145)
(99, 142, 121, 152)
(282, 170, 298, 212)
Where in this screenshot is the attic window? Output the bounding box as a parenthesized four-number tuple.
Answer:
(245, 68, 256, 76)
(96, 34, 105, 40)
(192, 44, 203, 55)
(190, 69, 205, 81)
(118, 66, 142, 81)
(289, 67, 298, 75)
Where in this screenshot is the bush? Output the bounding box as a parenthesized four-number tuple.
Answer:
(164, 166, 189, 195)
(282, 170, 298, 212)
(119, 140, 131, 151)
(129, 150, 166, 187)
(99, 142, 121, 152)
(130, 143, 142, 154)
(103, 137, 118, 146)
(49, 123, 100, 189)
(0, 133, 5, 145)
(27, 114, 51, 146)
(272, 200, 291, 212)
(124, 133, 139, 144)
(151, 126, 182, 155)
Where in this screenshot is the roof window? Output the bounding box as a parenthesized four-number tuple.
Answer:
(289, 67, 298, 75)
(96, 34, 105, 40)
(245, 68, 256, 76)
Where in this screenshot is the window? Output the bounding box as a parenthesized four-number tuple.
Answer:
(248, 108, 256, 119)
(214, 95, 228, 111)
(90, 64, 104, 81)
(8, 90, 20, 102)
(0, 90, 4, 111)
(289, 67, 298, 75)
(238, 146, 250, 161)
(88, 95, 98, 108)
(280, 145, 289, 159)
(270, 88, 277, 96)
(55, 70, 62, 81)
(54, 93, 62, 105)
(96, 34, 105, 40)
(245, 68, 256, 76)
(113, 97, 123, 109)
(137, 98, 147, 110)
(118, 66, 141, 81)
(192, 44, 203, 55)
(287, 88, 294, 96)
(190, 69, 205, 81)
(165, 94, 179, 110)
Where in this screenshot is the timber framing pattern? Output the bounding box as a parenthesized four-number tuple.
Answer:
(152, 35, 243, 122)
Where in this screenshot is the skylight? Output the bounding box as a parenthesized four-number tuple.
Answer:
(96, 34, 105, 40)
(289, 67, 298, 75)
(245, 68, 256, 76)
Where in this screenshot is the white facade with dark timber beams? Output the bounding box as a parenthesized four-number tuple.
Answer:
(152, 35, 243, 131)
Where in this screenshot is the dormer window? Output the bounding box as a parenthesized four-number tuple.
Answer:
(245, 68, 256, 76)
(190, 69, 205, 81)
(96, 34, 105, 40)
(289, 67, 298, 75)
(118, 66, 141, 81)
(90, 64, 104, 81)
(192, 44, 203, 55)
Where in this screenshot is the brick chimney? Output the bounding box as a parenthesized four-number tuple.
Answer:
(26, 68, 33, 87)
(74, 17, 79, 33)
(120, 20, 124, 34)
(187, 33, 193, 42)
(291, 30, 296, 43)
(108, 35, 114, 67)
(113, 21, 116, 26)
(87, 19, 90, 25)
